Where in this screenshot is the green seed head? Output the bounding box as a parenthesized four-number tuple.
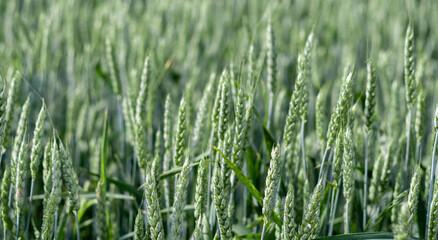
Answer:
(30, 104, 46, 179)
(404, 24, 416, 109)
(365, 59, 377, 132)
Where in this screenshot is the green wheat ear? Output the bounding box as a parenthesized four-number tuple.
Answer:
(282, 183, 296, 240)
(407, 166, 421, 233)
(173, 96, 187, 167)
(262, 144, 281, 223)
(364, 58, 377, 132)
(404, 23, 416, 109)
(30, 104, 46, 179)
(170, 157, 190, 239)
(134, 209, 145, 240)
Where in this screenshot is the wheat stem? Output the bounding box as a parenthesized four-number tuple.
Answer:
(363, 133, 369, 230)
(75, 213, 80, 240)
(25, 178, 35, 240)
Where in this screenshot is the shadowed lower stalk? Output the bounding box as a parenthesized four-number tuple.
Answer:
(363, 133, 369, 230)
(426, 131, 438, 240)
(75, 214, 80, 240)
(16, 215, 20, 240)
(345, 202, 350, 233)
(25, 178, 35, 240)
(328, 182, 340, 236)
(54, 212, 58, 240)
(318, 148, 329, 180)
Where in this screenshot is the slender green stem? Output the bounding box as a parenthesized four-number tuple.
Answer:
(363, 133, 369, 230)
(318, 148, 330, 181)
(345, 201, 350, 234)
(425, 132, 438, 240)
(261, 221, 267, 240)
(3, 227, 6, 240)
(404, 109, 412, 189)
(16, 214, 20, 240)
(25, 178, 35, 240)
(54, 211, 58, 240)
(75, 213, 80, 240)
(328, 183, 340, 236)
(267, 98, 273, 130)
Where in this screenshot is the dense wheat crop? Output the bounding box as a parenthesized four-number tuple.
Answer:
(1, 0, 438, 239)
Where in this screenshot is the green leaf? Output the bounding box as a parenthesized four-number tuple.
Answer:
(78, 199, 97, 222)
(313, 232, 420, 240)
(75, 166, 142, 199)
(261, 124, 274, 157)
(159, 160, 200, 180)
(213, 145, 282, 227)
(237, 233, 261, 239)
(95, 63, 113, 93)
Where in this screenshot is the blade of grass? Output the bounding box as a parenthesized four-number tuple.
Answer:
(213, 145, 281, 227)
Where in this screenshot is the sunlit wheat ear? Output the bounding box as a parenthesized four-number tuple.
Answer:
(407, 165, 421, 234)
(170, 157, 190, 239)
(299, 31, 314, 122)
(282, 183, 296, 240)
(3, 71, 20, 149)
(40, 189, 57, 240)
(262, 144, 281, 223)
(162, 95, 172, 209)
(11, 96, 30, 187)
(1, 166, 13, 236)
(51, 138, 62, 212)
(404, 23, 416, 109)
(343, 127, 354, 233)
(15, 132, 28, 238)
(213, 162, 232, 240)
(332, 129, 344, 188)
(42, 143, 52, 209)
(0, 76, 7, 150)
(232, 88, 246, 169)
(173, 97, 187, 167)
(283, 54, 305, 177)
(194, 157, 208, 221)
(135, 56, 151, 175)
(134, 209, 145, 240)
(266, 16, 277, 129)
(145, 172, 164, 240)
(59, 142, 80, 214)
(217, 70, 230, 144)
(30, 104, 46, 179)
(364, 58, 376, 133)
(427, 177, 438, 240)
(298, 179, 324, 240)
(326, 68, 354, 150)
(414, 87, 425, 147)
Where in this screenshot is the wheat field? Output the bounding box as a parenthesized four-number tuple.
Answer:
(0, 0, 438, 239)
